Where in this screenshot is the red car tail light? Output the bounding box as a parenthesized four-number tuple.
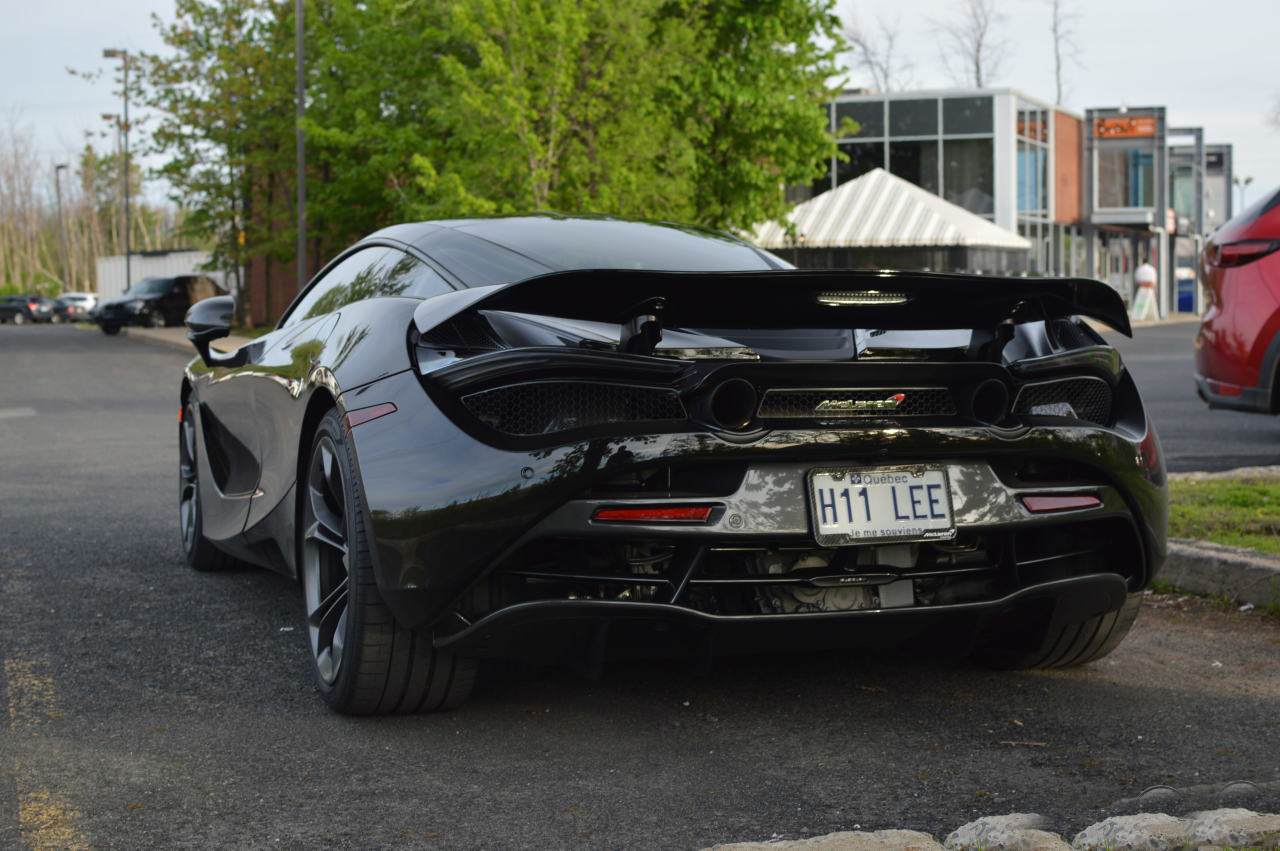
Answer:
(27, 301, 37, 309)
(1205, 240, 1280, 268)
(593, 506, 713, 523)
(1020, 494, 1101, 513)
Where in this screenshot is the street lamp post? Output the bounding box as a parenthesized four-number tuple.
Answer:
(1234, 175, 1254, 209)
(103, 48, 131, 290)
(54, 164, 70, 291)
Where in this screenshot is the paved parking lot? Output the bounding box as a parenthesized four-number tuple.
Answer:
(2, 325, 1278, 849)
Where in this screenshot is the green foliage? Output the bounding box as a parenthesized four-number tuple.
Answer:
(133, 0, 846, 318)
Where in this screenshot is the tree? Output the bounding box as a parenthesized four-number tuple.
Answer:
(842, 6, 914, 92)
(673, 0, 847, 233)
(1048, 0, 1082, 105)
(937, 0, 1009, 88)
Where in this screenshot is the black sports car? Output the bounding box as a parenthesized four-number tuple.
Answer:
(179, 214, 1167, 715)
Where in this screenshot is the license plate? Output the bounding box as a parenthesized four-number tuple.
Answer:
(808, 467, 955, 546)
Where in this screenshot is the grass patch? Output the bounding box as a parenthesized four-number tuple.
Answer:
(1168, 477, 1280, 556)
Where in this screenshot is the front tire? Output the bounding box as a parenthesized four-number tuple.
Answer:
(179, 401, 240, 571)
(301, 409, 476, 714)
(974, 591, 1142, 669)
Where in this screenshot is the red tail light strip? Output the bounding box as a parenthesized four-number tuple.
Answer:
(1207, 240, 1280, 268)
(593, 506, 713, 523)
(344, 402, 398, 429)
(1020, 494, 1101, 513)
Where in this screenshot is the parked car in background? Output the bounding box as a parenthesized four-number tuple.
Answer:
(0, 294, 57, 324)
(55, 292, 98, 322)
(95, 275, 226, 335)
(177, 214, 1166, 715)
(1194, 186, 1280, 412)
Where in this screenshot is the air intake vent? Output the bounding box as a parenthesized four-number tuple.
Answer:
(462, 381, 686, 436)
(758, 388, 956, 419)
(1013, 377, 1112, 425)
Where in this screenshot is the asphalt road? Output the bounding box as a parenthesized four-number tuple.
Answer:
(2, 325, 1279, 850)
(1106, 319, 1280, 472)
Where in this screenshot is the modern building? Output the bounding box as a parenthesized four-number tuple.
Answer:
(803, 88, 1086, 277)
(798, 89, 1234, 317)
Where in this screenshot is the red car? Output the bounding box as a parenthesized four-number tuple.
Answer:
(1195, 187, 1280, 412)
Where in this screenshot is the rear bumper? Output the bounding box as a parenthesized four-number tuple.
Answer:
(346, 372, 1168, 635)
(436, 573, 1130, 660)
(1193, 372, 1272, 413)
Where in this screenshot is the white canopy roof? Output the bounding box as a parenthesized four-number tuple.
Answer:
(754, 168, 1031, 251)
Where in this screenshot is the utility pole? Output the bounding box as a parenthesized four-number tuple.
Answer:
(296, 0, 307, 301)
(54, 164, 70, 291)
(103, 48, 131, 289)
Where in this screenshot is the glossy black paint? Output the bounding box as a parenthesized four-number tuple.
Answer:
(181, 215, 1166, 661)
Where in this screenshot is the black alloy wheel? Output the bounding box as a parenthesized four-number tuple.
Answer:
(301, 409, 476, 714)
(178, 401, 238, 571)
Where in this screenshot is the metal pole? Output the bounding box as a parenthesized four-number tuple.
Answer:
(296, 0, 307, 301)
(54, 164, 70, 291)
(123, 52, 131, 291)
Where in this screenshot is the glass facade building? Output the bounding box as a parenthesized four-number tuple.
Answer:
(806, 89, 1086, 276)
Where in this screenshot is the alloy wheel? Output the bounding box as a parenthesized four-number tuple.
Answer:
(303, 436, 350, 685)
(178, 407, 199, 554)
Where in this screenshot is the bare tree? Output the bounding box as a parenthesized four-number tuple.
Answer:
(843, 6, 915, 92)
(936, 0, 1009, 88)
(1049, 0, 1082, 104)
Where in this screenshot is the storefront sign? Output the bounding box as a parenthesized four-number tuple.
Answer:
(1094, 116, 1157, 138)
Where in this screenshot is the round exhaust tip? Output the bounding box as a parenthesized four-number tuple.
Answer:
(708, 378, 758, 430)
(972, 379, 1010, 425)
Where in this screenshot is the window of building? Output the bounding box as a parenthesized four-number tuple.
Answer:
(837, 141, 884, 185)
(889, 140, 939, 194)
(943, 97, 992, 135)
(889, 99, 937, 136)
(944, 138, 994, 215)
(1097, 147, 1155, 208)
(1017, 142, 1047, 215)
(837, 100, 883, 138)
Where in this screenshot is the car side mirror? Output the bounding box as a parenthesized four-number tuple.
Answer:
(185, 295, 239, 365)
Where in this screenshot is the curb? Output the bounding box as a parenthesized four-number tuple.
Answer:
(1160, 538, 1280, 609)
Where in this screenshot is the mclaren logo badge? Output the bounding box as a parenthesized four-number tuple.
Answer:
(815, 393, 906, 412)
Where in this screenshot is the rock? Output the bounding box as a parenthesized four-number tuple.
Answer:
(1070, 813, 1188, 850)
(1185, 808, 1280, 846)
(944, 813, 1070, 850)
(709, 829, 944, 850)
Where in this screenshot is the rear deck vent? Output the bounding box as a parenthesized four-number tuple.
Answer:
(1013, 377, 1112, 425)
(462, 381, 686, 436)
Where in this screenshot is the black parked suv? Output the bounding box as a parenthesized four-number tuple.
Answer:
(95, 276, 227, 335)
(0, 294, 57, 325)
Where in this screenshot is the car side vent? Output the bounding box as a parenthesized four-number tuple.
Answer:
(757, 387, 956, 418)
(1013, 377, 1112, 425)
(461, 381, 686, 436)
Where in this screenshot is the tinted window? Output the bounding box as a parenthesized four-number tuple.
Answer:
(836, 101, 883, 137)
(890, 140, 940, 193)
(125, 278, 173, 297)
(889, 99, 937, 136)
(284, 247, 394, 325)
(943, 97, 992, 135)
(383, 251, 454, 299)
(837, 141, 884, 185)
(450, 218, 776, 279)
(415, 228, 553, 287)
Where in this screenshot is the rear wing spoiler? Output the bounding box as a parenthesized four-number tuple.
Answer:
(413, 268, 1131, 340)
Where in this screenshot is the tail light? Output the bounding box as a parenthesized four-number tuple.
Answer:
(1205, 240, 1280, 268)
(27, 301, 37, 309)
(593, 506, 713, 523)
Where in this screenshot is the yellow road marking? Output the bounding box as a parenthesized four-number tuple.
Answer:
(4, 654, 88, 851)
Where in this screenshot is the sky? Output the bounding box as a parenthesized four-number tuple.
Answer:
(2, 0, 1278, 214)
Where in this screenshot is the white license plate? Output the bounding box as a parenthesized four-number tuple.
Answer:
(808, 467, 956, 546)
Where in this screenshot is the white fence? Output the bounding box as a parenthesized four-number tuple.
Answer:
(95, 251, 233, 300)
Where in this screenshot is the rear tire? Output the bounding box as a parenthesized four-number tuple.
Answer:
(13, 312, 27, 326)
(179, 401, 241, 571)
(100, 324, 120, 335)
(974, 591, 1142, 669)
(301, 409, 477, 714)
